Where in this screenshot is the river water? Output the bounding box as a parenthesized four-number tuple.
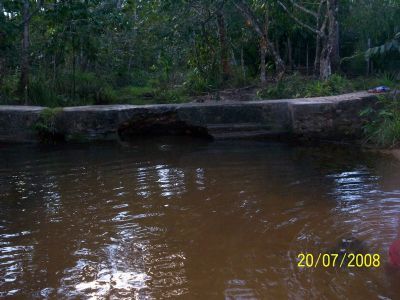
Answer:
(1, 139, 400, 299)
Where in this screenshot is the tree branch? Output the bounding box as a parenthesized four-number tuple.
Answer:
(234, 0, 264, 37)
(278, 1, 322, 36)
(289, 0, 318, 18)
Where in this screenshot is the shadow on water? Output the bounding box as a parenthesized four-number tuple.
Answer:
(1, 140, 400, 298)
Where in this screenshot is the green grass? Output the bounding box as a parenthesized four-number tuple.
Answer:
(352, 72, 399, 91)
(0, 69, 191, 107)
(257, 72, 400, 100)
(110, 86, 189, 105)
(361, 92, 400, 147)
(32, 107, 64, 143)
(257, 73, 355, 100)
(1, 71, 398, 107)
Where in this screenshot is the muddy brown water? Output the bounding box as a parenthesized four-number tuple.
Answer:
(1, 139, 400, 299)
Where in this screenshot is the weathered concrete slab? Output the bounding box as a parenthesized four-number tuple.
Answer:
(0, 92, 377, 143)
(289, 93, 377, 138)
(0, 106, 44, 142)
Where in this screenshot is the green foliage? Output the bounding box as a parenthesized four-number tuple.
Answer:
(305, 74, 354, 97)
(156, 88, 188, 104)
(183, 69, 217, 94)
(73, 72, 117, 105)
(28, 75, 63, 107)
(1, 0, 400, 106)
(353, 72, 399, 90)
(0, 72, 19, 104)
(258, 74, 354, 99)
(365, 32, 400, 59)
(105, 85, 188, 105)
(33, 107, 64, 143)
(361, 92, 400, 147)
(257, 73, 304, 99)
(24, 71, 118, 107)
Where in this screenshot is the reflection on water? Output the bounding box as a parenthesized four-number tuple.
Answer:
(1, 140, 400, 299)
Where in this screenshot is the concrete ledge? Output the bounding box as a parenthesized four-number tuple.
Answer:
(0, 92, 377, 143)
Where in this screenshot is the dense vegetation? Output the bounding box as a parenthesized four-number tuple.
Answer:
(0, 0, 399, 107)
(361, 92, 400, 147)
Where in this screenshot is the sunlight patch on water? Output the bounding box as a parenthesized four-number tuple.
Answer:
(75, 270, 149, 300)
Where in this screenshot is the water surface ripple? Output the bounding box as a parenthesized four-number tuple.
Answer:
(1, 140, 400, 299)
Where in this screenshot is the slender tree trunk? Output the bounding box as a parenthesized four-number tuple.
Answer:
(275, 38, 280, 57)
(53, 54, 56, 85)
(235, 1, 285, 84)
(328, 0, 340, 72)
(0, 58, 4, 85)
(128, 6, 138, 73)
(306, 43, 309, 75)
(314, 34, 321, 75)
(263, 14, 285, 80)
(0, 0, 4, 84)
(20, 0, 30, 105)
(72, 35, 76, 102)
(287, 36, 293, 71)
(217, 9, 230, 81)
(116, 0, 122, 10)
(366, 38, 371, 76)
(271, 48, 285, 80)
(241, 46, 245, 79)
(260, 37, 267, 85)
(314, 0, 324, 76)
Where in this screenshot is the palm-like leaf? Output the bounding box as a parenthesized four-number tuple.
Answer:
(366, 32, 400, 59)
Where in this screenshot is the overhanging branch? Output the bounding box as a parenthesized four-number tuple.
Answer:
(278, 1, 322, 36)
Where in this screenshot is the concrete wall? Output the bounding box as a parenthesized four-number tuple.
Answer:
(0, 92, 377, 143)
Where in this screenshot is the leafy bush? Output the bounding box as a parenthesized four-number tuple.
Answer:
(0, 71, 120, 107)
(183, 68, 219, 95)
(155, 87, 188, 104)
(305, 74, 354, 97)
(353, 72, 399, 91)
(361, 92, 400, 147)
(108, 85, 188, 105)
(72, 71, 116, 105)
(29, 75, 63, 107)
(257, 73, 306, 99)
(258, 73, 354, 99)
(0, 72, 20, 104)
(33, 107, 65, 143)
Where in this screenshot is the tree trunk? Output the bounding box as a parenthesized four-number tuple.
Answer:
(366, 38, 371, 75)
(319, 40, 332, 80)
(318, 0, 337, 80)
(314, 0, 324, 76)
(263, 16, 285, 80)
(241, 46, 245, 79)
(235, 0, 284, 83)
(328, 0, 340, 72)
(319, 57, 331, 80)
(314, 34, 321, 75)
(260, 37, 267, 85)
(116, 0, 122, 10)
(20, 0, 30, 105)
(287, 36, 293, 71)
(306, 43, 309, 75)
(53, 54, 56, 86)
(271, 49, 285, 80)
(0, 1, 4, 84)
(128, 6, 138, 73)
(217, 9, 230, 81)
(72, 35, 76, 102)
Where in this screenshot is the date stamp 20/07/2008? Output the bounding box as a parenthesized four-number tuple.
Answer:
(297, 253, 381, 268)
